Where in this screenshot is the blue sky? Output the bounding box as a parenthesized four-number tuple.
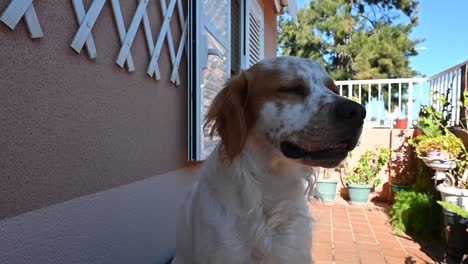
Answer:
(295, 0, 468, 77)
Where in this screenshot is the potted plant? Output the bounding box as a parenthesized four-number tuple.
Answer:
(395, 106, 409, 129)
(390, 131, 416, 193)
(411, 133, 464, 160)
(391, 172, 415, 193)
(437, 201, 468, 262)
(412, 92, 468, 254)
(315, 168, 338, 205)
(395, 118, 409, 129)
(345, 146, 392, 205)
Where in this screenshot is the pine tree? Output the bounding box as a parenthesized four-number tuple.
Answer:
(278, 0, 423, 81)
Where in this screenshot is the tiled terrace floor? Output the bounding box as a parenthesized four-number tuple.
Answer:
(310, 199, 443, 264)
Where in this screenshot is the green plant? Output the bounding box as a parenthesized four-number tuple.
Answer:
(410, 133, 465, 159)
(392, 172, 416, 185)
(345, 146, 392, 186)
(391, 131, 415, 185)
(417, 88, 455, 137)
(318, 168, 334, 180)
(391, 189, 443, 241)
(411, 87, 468, 188)
(437, 201, 468, 218)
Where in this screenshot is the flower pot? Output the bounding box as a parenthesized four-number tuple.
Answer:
(395, 118, 408, 129)
(441, 209, 468, 259)
(436, 184, 468, 211)
(391, 183, 410, 193)
(316, 179, 338, 204)
(348, 184, 372, 205)
(427, 150, 447, 159)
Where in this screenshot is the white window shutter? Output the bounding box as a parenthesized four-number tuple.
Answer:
(246, 0, 264, 68)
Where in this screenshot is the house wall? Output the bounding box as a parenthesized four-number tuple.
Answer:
(0, 1, 189, 220)
(0, 1, 281, 264)
(263, 0, 278, 58)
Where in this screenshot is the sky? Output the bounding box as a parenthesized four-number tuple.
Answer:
(294, 0, 468, 77)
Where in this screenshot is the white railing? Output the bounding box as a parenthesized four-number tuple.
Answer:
(335, 78, 429, 128)
(429, 61, 468, 126)
(335, 61, 468, 129)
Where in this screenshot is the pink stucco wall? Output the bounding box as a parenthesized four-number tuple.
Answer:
(0, 1, 189, 220)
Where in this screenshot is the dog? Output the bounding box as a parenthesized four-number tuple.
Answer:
(171, 56, 365, 263)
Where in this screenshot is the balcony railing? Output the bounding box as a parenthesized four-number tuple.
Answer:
(335, 61, 468, 128)
(429, 61, 468, 127)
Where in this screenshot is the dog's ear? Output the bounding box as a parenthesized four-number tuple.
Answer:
(204, 71, 250, 162)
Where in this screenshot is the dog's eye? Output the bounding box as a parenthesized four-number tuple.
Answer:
(278, 86, 306, 96)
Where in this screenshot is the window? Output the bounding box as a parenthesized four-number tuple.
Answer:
(188, 0, 265, 161)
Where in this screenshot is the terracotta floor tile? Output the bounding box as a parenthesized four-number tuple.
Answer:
(312, 245, 333, 262)
(333, 230, 354, 243)
(333, 240, 357, 247)
(385, 255, 408, 264)
(398, 237, 421, 249)
(372, 226, 394, 234)
(314, 225, 331, 232)
(350, 218, 369, 224)
(309, 204, 439, 264)
(355, 233, 378, 243)
(353, 226, 374, 235)
(379, 240, 405, 250)
(335, 261, 360, 264)
(375, 232, 398, 241)
(352, 222, 371, 228)
(335, 251, 360, 262)
(356, 241, 382, 251)
(348, 206, 365, 211)
(382, 248, 407, 258)
(370, 221, 392, 228)
(334, 225, 351, 231)
(360, 256, 387, 264)
(349, 213, 366, 218)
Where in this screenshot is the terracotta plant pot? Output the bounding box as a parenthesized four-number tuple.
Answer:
(395, 118, 408, 129)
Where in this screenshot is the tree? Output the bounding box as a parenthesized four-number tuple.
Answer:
(278, 0, 423, 116)
(278, 0, 422, 81)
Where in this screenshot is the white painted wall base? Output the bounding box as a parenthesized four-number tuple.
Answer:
(0, 166, 198, 264)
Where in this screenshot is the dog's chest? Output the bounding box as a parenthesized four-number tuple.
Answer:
(245, 203, 313, 263)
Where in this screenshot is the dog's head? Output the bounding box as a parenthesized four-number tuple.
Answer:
(205, 56, 365, 168)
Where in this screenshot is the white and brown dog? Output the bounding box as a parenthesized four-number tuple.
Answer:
(172, 56, 365, 263)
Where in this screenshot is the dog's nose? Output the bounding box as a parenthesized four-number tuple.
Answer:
(335, 100, 366, 126)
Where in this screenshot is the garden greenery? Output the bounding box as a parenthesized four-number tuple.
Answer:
(409, 88, 468, 188)
(437, 201, 468, 219)
(391, 189, 443, 241)
(345, 147, 391, 186)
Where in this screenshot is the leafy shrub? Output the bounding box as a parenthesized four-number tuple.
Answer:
(345, 146, 391, 186)
(391, 188, 443, 241)
(437, 201, 468, 218)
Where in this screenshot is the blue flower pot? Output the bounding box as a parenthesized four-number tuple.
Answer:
(348, 184, 373, 205)
(391, 184, 410, 193)
(316, 179, 338, 203)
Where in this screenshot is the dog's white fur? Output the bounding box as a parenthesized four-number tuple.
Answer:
(171, 57, 364, 263)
